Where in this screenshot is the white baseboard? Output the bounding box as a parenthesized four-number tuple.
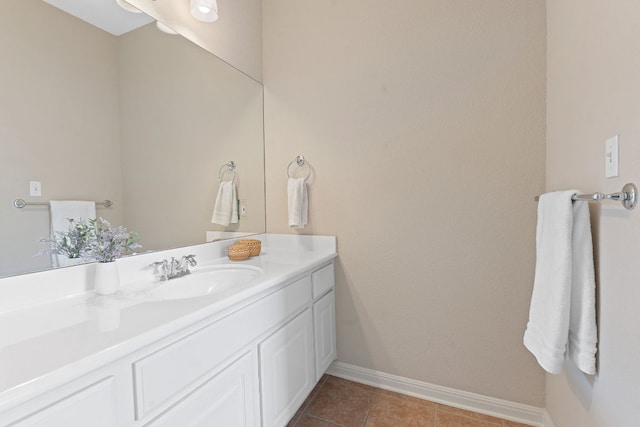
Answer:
(326, 361, 545, 426)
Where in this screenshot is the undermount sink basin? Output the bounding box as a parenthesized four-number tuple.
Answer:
(148, 264, 262, 301)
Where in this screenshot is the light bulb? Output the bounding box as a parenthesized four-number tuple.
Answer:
(190, 0, 218, 22)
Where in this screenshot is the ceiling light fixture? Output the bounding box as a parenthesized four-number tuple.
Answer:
(115, 0, 142, 14)
(190, 0, 218, 22)
(156, 21, 178, 35)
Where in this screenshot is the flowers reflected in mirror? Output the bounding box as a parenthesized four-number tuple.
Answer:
(38, 218, 94, 260)
(39, 218, 141, 263)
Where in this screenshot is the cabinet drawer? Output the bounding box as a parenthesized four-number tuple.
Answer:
(148, 351, 257, 427)
(9, 377, 118, 427)
(311, 263, 334, 299)
(133, 275, 311, 420)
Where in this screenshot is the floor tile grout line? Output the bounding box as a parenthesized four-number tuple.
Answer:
(435, 402, 509, 426)
(294, 375, 347, 427)
(360, 386, 377, 427)
(293, 374, 329, 425)
(304, 413, 346, 427)
(433, 400, 437, 426)
(300, 379, 322, 412)
(360, 404, 372, 427)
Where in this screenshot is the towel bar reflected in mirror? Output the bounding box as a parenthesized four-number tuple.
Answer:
(13, 199, 113, 209)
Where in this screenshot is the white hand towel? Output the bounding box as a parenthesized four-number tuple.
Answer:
(49, 200, 96, 267)
(230, 184, 239, 224)
(567, 200, 598, 374)
(211, 181, 239, 226)
(288, 178, 308, 228)
(523, 191, 597, 375)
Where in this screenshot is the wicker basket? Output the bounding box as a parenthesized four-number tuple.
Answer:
(226, 246, 251, 261)
(234, 239, 262, 257)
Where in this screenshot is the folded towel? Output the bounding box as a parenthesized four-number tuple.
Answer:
(49, 200, 96, 267)
(523, 191, 597, 375)
(288, 178, 308, 228)
(211, 181, 239, 226)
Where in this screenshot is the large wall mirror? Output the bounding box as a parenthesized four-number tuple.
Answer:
(0, 0, 265, 277)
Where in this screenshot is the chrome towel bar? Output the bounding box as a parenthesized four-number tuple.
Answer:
(535, 182, 637, 210)
(13, 199, 113, 209)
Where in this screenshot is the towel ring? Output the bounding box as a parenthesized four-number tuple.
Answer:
(287, 155, 311, 181)
(218, 161, 236, 182)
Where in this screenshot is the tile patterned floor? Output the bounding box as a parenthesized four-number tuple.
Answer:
(287, 375, 533, 427)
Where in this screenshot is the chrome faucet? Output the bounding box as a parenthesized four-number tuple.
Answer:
(149, 254, 197, 281)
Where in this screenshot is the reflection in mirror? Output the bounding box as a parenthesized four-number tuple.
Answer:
(0, 0, 265, 277)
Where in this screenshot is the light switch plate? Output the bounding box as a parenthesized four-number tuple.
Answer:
(29, 181, 42, 197)
(605, 135, 619, 178)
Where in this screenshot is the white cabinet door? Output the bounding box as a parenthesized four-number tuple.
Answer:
(313, 290, 336, 381)
(148, 351, 258, 427)
(259, 309, 315, 427)
(133, 275, 310, 420)
(10, 377, 119, 427)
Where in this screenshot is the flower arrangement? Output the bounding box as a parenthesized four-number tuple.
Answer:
(39, 218, 94, 259)
(40, 217, 140, 263)
(81, 218, 141, 263)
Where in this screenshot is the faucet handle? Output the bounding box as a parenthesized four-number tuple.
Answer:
(149, 259, 169, 280)
(149, 260, 170, 268)
(183, 254, 197, 266)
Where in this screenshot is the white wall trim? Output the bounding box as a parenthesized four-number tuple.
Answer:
(327, 361, 545, 426)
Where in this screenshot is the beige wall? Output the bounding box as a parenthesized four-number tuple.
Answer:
(119, 24, 265, 251)
(0, 0, 124, 276)
(126, 0, 262, 82)
(546, 1, 640, 426)
(263, 0, 546, 406)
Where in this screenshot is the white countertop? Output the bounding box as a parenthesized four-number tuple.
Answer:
(0, 234, 337, 412)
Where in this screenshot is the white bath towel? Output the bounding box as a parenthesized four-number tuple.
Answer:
(523, 191, 597, 375)
(288, 178, 308, 228)
(49, 200, 96, 267)
(211, 181, 239, 226)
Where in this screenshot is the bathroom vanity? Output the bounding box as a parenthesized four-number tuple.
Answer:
(0, 234, 337, 427)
